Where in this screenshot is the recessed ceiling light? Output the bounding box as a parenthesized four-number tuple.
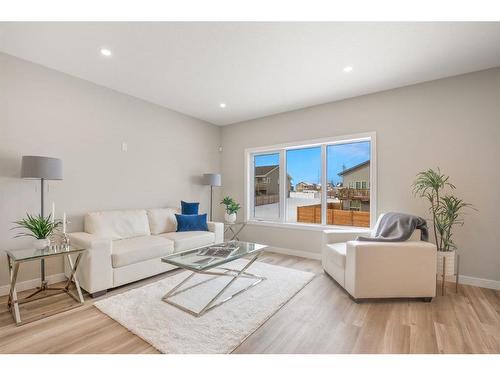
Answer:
(100, 48, 112, 57)
(219, 103, 227, 108)
(343, 66, 353, 73)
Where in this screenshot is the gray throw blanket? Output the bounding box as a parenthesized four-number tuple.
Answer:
(357, 212, 429, 242)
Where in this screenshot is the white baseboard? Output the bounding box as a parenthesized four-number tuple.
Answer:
(458, 275, 500, 290)
(266, 247, 321, 260)
(0, 273, 67, 297)
(1, 266, 496, 298)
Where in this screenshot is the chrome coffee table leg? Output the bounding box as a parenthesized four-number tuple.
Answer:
(162, 252, 265, 317)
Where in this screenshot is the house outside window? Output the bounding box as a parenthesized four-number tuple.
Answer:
(246, 132, 376, 228)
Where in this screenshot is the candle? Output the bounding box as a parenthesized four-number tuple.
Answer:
(51, 202, 55, 223)
(63, 212, 67, 233)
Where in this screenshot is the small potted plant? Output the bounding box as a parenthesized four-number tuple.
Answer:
(12, 213, 61, 249)
(220, 196, 241, 224)
(412, 168, 474, 277)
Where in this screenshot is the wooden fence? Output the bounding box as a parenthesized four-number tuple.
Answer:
(255, 194, 280, 206)
(297, 203, 370, 227)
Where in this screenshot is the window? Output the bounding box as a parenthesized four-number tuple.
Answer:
(246, 133, 375, 228)
(252, 153, 280, 220)
(287, 146, 322, 224)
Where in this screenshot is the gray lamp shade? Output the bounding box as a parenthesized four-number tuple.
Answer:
(202, 173, 221, 187)
(21, 156, 63, 180)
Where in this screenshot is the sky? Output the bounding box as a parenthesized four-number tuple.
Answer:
(254, 141, 370, 186)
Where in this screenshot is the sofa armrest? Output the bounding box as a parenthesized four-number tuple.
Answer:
(207, 221, 224, 244)
(322, 228, 371, 251)
(64, 232, 113, 294)
(345, 240, 437, 299)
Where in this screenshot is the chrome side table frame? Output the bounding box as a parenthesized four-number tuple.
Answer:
(162, 252, 265, 317)
(224, 222, 247, 241)
(6, 251, 85, 326)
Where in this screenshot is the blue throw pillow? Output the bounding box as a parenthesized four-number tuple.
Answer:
(175, 214, 208, 232)
(181, 200, 199, 215)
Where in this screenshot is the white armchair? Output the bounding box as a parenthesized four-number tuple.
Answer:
(322, 214, 437, 301)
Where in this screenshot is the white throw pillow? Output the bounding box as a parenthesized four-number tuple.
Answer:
(146, 207, 180, 235)
(85, 209, 151, 240)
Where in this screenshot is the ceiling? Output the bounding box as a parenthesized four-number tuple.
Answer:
(1, 22, 500, 125)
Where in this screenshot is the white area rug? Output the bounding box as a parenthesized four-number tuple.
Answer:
(94, 259, 314, 353)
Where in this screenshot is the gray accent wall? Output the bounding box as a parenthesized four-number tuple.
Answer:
(0, 53, 222, 287)
(221, 67, 500, 282)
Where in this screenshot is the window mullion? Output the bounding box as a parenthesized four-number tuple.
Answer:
(321, 144, 327, 226)
(279, 149, 286, 223)
(249, 154, 255, 221)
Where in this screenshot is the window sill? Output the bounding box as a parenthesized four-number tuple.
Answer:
(246, 219, 372, 233)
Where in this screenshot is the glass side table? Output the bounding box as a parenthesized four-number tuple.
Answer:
(5, 245, 86, 326)
(224, 222, 247, 241)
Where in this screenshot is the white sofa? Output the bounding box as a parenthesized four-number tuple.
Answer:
(322, 214, 437, 301)
(65, 208, 223, 297)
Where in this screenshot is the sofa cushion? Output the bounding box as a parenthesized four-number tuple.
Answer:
(146, 207, 179, 235)
(325, 242, 347, 268)
(175, 213, 208, 232)
(85, 209, 151, 240)
(181, 201, 199, 215)
(112, 235, 174, 268)
(158, 231, 215, 252)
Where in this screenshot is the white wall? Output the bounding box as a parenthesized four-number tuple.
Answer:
(2, 51, 499, 288)
(0, 53, 222, 286)
(221, 67, 500, 283)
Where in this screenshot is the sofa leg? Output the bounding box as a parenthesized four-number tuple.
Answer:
(90, 290, 107, 298)
(422, 297, 433, 303)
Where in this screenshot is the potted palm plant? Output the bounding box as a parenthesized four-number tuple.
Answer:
(220, 196, 241, 224)
(12, 213, 61, 249)
(412, 169, 474, 276)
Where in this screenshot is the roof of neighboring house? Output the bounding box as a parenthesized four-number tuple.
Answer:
(255, 165, 278, 177)
(296, 181, 317, 187)
(338, 160, 370, 176)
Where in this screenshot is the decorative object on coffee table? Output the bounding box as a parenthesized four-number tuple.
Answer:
(6, 245, 85, 325)
(224, 222, 247, 241)
(202, 173, 221, 221)
(412, 168, 475, 295)
(161, 241, 267, 317)
(220, 196, 241, 224)
(20, 155, 63, 289)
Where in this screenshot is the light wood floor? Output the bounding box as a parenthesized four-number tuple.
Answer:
(0, 251, 499, 354)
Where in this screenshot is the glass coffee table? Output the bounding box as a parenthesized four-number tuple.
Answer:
(161, 241, 267, 317)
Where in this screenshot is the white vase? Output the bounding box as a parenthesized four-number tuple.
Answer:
(33, 238, 50, 250)
(224, 212, 237, 224)
(436, 250, 456, 276)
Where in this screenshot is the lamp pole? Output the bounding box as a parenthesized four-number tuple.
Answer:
(21, 156, 63, 293)
(41, 178, 44, 217)
(203, 173, 221, 222)
(210, 185, 213, 221)
(40, 178, 47, 288)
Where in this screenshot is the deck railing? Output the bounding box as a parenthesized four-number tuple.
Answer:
(336, 188, 370, 201)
